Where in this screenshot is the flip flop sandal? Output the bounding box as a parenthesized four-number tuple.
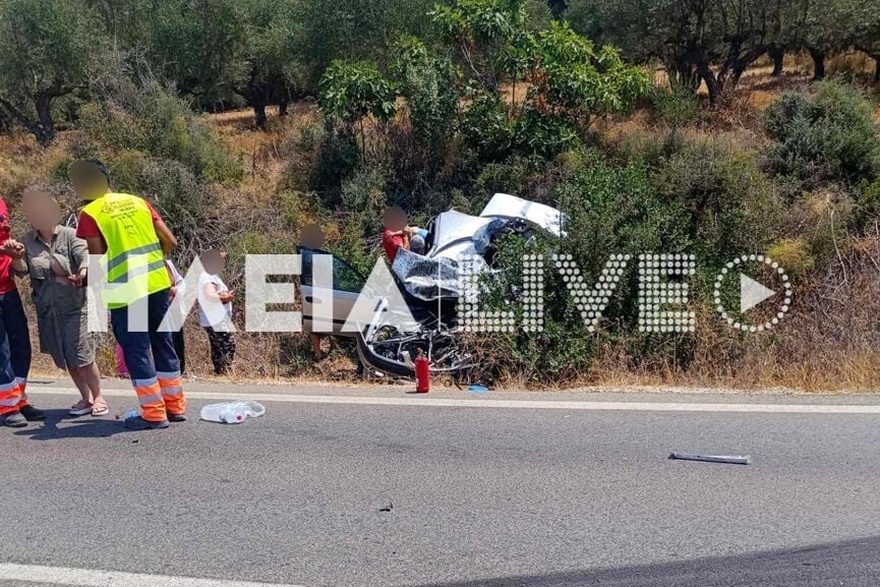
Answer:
(69, 401, 93, 417)
(91, 402, 110, 417)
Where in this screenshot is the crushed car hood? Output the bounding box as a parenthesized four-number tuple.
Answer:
(391, 194, 566, 301)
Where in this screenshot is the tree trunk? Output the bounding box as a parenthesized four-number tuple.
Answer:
(253, 101, 267, 129)
(808, 47, 825, 81)
(769, 45, 784, 76)
(697, 62, 720, 106)
(33, 94, 56, 146)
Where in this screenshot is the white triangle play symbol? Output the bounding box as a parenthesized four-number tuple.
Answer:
(740, 274, 776, 313)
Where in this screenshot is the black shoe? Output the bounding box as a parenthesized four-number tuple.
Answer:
(124, 416, 170, 430)
(168, 412, 187, 423)
(4, 411, 27, 428)
(19, 405, 46, 421)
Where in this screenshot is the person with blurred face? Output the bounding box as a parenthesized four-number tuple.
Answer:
(71, 159, 186, 430)
(382, 206, 418, 264)
(10, 189, 106, 416)
(197, 249, 235, 375)
(0, 197, 40, 427)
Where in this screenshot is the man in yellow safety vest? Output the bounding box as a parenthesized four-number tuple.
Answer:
(71, 160, 186, 430)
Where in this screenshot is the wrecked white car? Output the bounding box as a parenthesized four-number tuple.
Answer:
(297, 193, 566, 377)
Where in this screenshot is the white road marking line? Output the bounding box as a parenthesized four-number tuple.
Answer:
(26, 387, 880, 414)
(0, 563, 308, 587)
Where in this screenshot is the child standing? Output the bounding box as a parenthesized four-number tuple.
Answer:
(197, 249, 235, 375)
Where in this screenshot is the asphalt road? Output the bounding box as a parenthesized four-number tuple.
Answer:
(3, 380, 880, 587)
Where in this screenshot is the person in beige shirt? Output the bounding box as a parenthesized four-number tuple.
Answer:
(7, 190, 106, 416)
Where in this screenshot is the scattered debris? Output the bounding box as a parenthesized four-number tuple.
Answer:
(379, 501, 393, 512)
(200, 401, 266, 424)
(669, 452, 750, 465)
(468, 384, 490, 393)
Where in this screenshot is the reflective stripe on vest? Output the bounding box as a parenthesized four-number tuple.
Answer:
(84, 193, 170, 308)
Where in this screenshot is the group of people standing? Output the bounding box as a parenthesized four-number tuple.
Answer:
(0, 159, 236, 430)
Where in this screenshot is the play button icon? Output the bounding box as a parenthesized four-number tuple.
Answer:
(713, 254, 794, 333)
(740, 274, 776, 312)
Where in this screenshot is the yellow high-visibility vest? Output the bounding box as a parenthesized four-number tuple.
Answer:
(83, 192, 170, 308)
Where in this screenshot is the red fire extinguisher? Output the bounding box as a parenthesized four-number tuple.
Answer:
(415, 349, 430, 393)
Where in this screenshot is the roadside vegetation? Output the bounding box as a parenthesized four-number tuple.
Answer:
(0, 0, 878, 390)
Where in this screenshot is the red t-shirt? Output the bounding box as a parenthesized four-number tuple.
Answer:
(76, 197, 162, 247)
(382, 229, 405, 264)
(0, 198, 15, 294)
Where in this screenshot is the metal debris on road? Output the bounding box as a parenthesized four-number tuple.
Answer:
(668, 452, 750, 465)
(379, 502, 393, 512)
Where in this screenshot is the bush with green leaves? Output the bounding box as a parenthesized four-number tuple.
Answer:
(390, 37, 458, 148)
(79, 75, 242, 184)
(470, 142, 783, 382)
(525, 22, 650, 130)
(319, 61, 397, 127)
(764, 80, 880, 185)
(652, 82, 698, 138)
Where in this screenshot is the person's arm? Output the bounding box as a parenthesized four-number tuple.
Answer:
(153, 218, 177, 255)
(1, 239, 27, 276)
(71, 232, 89, 271)
(69, 232, 89, 286)
(11, 256, 26, 276)
(76, 212, 107, 255)
(85, 237, 107, 255)
(167, 261, 185, 298)
(203, 282, 234, 304)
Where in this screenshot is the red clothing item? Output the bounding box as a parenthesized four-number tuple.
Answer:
(382, 229, 405, 264)
(0, 198, 16, 294)
(76, 197, 162, 247)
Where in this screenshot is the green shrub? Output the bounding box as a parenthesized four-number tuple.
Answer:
(340, 166, 386, 227)
(133, 158, 216, 238)
(79, 79, 243, 185)
(764, 80, 880, 185)
(652, 82, 699, 131)
(472, 156, 538, 212)
(856, 178, 880, 232)
(319, 60, 397, 127)
(390, 36, 458, 148)
(766, 237, 815, 278)
(310, 123, 359, 205)
(458, 94, 514, 161)
(653, 141, 780, 271)
(277, 191, 305, 230)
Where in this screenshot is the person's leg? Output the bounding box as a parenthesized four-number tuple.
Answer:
(171, 329, 186, 375)
(79, 362, 105, 409)
(205, 327, 224, 374)
(2, 290, 32, 410)
(310, 333, 323, 361)
(212, 331, 234, 375)
(147, 290, 185, 417)
(67, 367, 93, 404)
(222, 332, 235, 373)
(0, 300, 24, 427)
(111, 302, 167, 427)
(69, 363, 105, 410)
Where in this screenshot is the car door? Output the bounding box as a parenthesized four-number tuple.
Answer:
(298, 246, 366, 337)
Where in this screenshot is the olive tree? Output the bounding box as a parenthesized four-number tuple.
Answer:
(233, 0, 305, 127)
(0, 0, 105, 145)
(146, 0, 246, 109)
